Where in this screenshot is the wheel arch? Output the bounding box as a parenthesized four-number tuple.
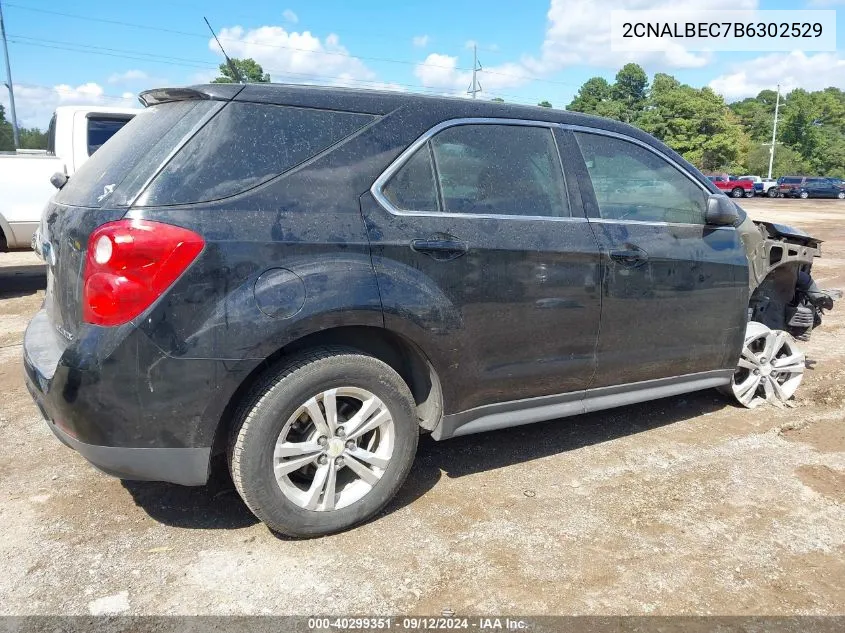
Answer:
(210, 324, 444, 457)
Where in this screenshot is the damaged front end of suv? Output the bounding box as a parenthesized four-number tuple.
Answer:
(727, 214, 840, 408)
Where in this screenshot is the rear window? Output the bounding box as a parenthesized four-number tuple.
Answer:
(782, 177, 801, 184)
(86, 116, 133, 155)
(56, 100, 217, 208)
(135, 103, 376, 207)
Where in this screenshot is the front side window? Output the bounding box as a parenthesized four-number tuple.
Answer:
(575, 132, 707, 225)
(431, 124, 569, 218)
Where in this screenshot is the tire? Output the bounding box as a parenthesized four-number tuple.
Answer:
(744, 189, 755, 198)
(799, 191, 809, 199)
(731, 187, 744, 198)
(229, 347, 419, 537)
(767, 188, 779, 198)
(837, 192, 844, 200)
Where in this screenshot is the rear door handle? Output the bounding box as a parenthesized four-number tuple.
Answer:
(410, 239, 468, 261)
(609, 245, 648, 268)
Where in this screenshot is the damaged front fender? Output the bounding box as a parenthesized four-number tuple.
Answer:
(737, 214, 822, 292)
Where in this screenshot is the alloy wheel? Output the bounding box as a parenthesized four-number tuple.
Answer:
(272, 387, 395, 511)
(729, 322, 805, 408)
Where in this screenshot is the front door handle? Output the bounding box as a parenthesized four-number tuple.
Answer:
(410, 239, 468, 261)
(609, 245, 648, 268)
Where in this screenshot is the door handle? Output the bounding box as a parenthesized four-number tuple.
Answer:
(410, 239, 468, 261)
(609, 246, 648, 268)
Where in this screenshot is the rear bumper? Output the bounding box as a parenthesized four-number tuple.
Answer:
(39, 410, 210, 485)
(23, 309, 214, 486)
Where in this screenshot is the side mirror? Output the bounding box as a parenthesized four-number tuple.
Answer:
(50, 171, 68, 190)
(705, 194, 739, 226)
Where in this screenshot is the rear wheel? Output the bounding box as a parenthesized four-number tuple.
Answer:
(799, 190, 809, 199)
(722, 322, 805, 408)
(744, 189, 755, 198)
(731, 187, 744, 198)
(767, 187, 779, 198)
(837, 191, 844, 200)
(229, 348, 419, 537)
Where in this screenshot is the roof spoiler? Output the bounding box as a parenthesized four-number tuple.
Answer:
(138, 84, 244, 107)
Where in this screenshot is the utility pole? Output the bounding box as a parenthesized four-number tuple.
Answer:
(467, 43, 482, 99)
(767, 83, 781, 181)
(0, 0, 20, 149)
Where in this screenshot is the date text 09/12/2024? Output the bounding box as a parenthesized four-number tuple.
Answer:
(307, 617, 533, 630)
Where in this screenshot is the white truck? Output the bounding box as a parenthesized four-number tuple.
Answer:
(0, 105, 136, 250)
(738, 175, 779, 198)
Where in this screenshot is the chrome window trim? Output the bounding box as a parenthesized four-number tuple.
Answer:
(370, 117, 583, 222)
(371, 117, 731, 229)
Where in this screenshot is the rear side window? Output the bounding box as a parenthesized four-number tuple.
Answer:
(87, 116, 132, 155)
(137, 103, 375, 206)
(57, 100, 216, 208)
(382, 146, 438, 213)
(575, 132, 707, 225)
(431, 124, 569, 218)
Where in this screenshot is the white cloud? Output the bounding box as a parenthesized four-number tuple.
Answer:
(212, 25, 384, 88)
(415, 0, 753, 98)
(412, 34, 429, 48)
(282, 9, 298, 24)
(0, 83, 138, 129)
(107, 69, 149, 84)
(709, 51, 845, 101)
(524, 0, 757, 73)
(806, 0, 845, 5)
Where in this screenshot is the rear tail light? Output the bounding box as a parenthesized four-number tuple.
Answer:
(83, 219, 204, 326)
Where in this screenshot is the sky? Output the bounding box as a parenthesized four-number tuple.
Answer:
(1, 0, 844, 129)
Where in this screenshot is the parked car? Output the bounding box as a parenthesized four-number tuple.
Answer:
(0, 106, 136, 251)
(24, 84, 835, 537)
(778, 176, 845, 199)
(737, 175, 779, 197)
(706, 174, 755, 198)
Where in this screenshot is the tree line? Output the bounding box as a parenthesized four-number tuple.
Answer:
(0, 104, 48, 151)
(564, 63, 845, 179)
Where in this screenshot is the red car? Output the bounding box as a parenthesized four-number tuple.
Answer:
(707, 175, 755, 198)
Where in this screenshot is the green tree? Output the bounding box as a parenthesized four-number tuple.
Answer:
(537, 100, 552, 108)
(0, 104, 14, 152)
(566, 77, 622, 119)
(637, 75, 750, 172)
(19, 127, 48, 150)
(744, 143, 809, 178)
(490, 97, 505, 103)
(611, 63, 648, 123)
(212, 58, 271, 83)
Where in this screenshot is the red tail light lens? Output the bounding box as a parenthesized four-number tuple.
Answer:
(83, 219, 204, 326)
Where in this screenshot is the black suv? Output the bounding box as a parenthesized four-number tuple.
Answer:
(24, 84, 828, 537)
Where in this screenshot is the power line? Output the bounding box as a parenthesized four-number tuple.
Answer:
(2, 1, 580, 89)
(6, 37, 551, 105)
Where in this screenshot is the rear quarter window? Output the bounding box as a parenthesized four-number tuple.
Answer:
(135, 103, 376, 207)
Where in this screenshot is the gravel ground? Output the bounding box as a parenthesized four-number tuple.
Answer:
(0, 198, 844, 616)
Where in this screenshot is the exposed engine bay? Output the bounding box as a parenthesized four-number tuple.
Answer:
(740, 218, 840, 342)
(721, 214, 841, 409)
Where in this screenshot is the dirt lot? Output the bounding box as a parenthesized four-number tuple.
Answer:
(1, 198, 844, 617)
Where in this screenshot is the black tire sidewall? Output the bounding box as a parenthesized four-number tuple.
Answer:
(233, 353, 419, 537)
(731, 187, 743, 198)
